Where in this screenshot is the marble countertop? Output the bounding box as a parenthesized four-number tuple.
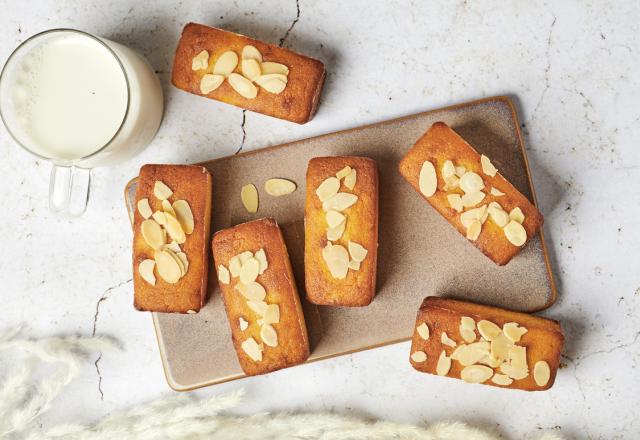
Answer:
(2, 1, 638, 438)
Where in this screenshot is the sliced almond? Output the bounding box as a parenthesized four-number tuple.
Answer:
(241, 59, 261, 82)
(164, 213, 186, 244)
(176, 252, 189, 273)
(162, 199, 176, 217)
(239, 257, 260, 285)
(491, 333, 513, 362)
(441, 332, 456, 348)
(348, 241, 368, 262)
(500, 362, 529, 380)
(260, 324, 278, 347)
(491, 373, 514, 386)
(503, 322, 528, 343)
(436, 350, 451, 376)
(455, 166, 467, 177)
(461, 191, 486, 208)
(509, 207, 525, 224)
(326, 221, 346, 241)
(191, 50, 209, 70)
(241, 45, 262, 62)
(460, 205, 488, 228)
(336, 166, 352, 180)
(213, 51, 238, 76)
(477, 320, 502, 341)
(504, 220, 527, 246)
(137, 198, 152, 219)
(218, 265, 230, 284)
(348, 259, 361, 270)
(457, 341, 490, 366)
(460, 317, 476, 330)
(416, 322, 430, 340)
(466, 220, 482, 241)
(138, 259, 156, 286)
(411, 351, 427, 363)
(164, 248, 186, 276)
(255, 73, 288, 83)
(442, 160, 456, 179)
(238, 251, 253, 264)
(239, 317, 249, 331)
(450, 344, 466, 361)
(322, 193, 358, 212)
(256, 77, 286, 94)
(200, 74, 224, 94)
(488, 202, 510, 227)
(236, 281, 266, 301)
(263, 304, 280, 324)
(241, 337, 262, 362)
(264, 178, 296, 196)
(229, 256, 242, 277)
(461, 365, 493, 384)
(240, 184, 259, 213)
(260, 61, 289, 75)
(255, 248, 268, 274)
(418, 161, 437, 197)
(322, 243, 349, 279)
(533, 360, 551, 387)
(154, 250, 182, 284)
(480, 154, 498, 177)
(247, 300, 268, 316)
(163, 240, 180, 253)
(316, 177, 340, 202)
(443, 175, 460, 191)
(326, 210, 346, 229)
(460, 328, 476, 343)
(508, 345, 528, 370)
(447, 194, 463, 212)
(228, 73, 258, 99)
(172, 200, 194, 235)
(459, 171, 485, 193)
(153, 181, 173, 200)
(141, 219, 166, 250)
(343, 169, 357, 190)
(490, 187, 505, 197)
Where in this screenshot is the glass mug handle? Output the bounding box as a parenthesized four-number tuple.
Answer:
(49, 165, 92, 217)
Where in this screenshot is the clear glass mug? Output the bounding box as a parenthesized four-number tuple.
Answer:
(0, 29, 163, 216)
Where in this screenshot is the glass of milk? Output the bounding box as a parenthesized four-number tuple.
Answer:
(0, 29, 163, 216)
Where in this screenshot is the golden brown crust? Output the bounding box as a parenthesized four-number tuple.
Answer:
(304, 157, 379, 306)
(398, 122, 543, 265)
(212, 218, 309, 376)
(172, 23, 326, 124)
(410, 297, 564, 391)
(133, 164, 212, 313)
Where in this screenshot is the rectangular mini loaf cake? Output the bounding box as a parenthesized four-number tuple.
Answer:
(409, 297, 563, 391)
(212, 218, 309, 376)
(304, 157, 379, 306)
(172, 22, 326, 124)
(398, 121, 543, 265)
(132, 164, 212, 313)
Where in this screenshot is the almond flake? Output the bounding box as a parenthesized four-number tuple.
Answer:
(491, 373, 514, 386)
(137, 198, 152, 219)
(164, 240, 181, 253)
(247, 300, 268, 316)
(336, 166, 352, 180)
(229, 256, 242, 277)
(191, 50, 209, 70)
(460, 317, 476, 330)
(443, 175, 460, 191)
(218, 265, 230, 284)
(348, 259, 361, 270)
(153, 181, 173, 200)
(441, 332, 456, 348)
(141, 219, 166, 250)
(172, 200, 194, 234)
(213, 51, 238, 76)
(504, 220, 527, 246)
(241, 58, 261, 82)
(255, 73, 288, 83)
(162, 199, 176, 217)
(241, 337, 263, 362)
(326, 210, 346, 228)
(255, 76, 286, 94)
(239, 317, 249, 331)
(344, 169, 357, 190)
(200, 74, 224, 94)
(236, 281, 266, 301)
(460, 328, 477, 343)
(466, 220, 482, 241)
(416, 323, 430, 340)
(322, 193, 358, 212)
(461, 365, 493, 384)
(442, 160, 456, 179)
(348, 241, 368, 262)
(503, 322, 528, 343)
(480, 154, 498, 177)
(238, 251, 254, 264)
(460, 205, 488, 228)
(176, 252, 189, 273)
(260, 324, 278, 347)
(327, 221, 346, 241)
(477, 320, 502, 341)
(447, 194, 463, 212)
(500, 362, 529, 380)
(450, 344, 466, 361)
(488, 202, 510, 227)
(316, 177, 340, 202)
(508, 345, 528, 370)
(455, 166, 467, 177)
(260, 61, 289, 75)
(152, 210, 166, 226)
(509, 207, 525, 224)
(461, 191, 486, 208)
(164, 248, 186, 276)
(436, 350, 451, 376)
(241, 45, 262, 62)
(239, 257, 260, 285)
(411, 351, 427, 363)
(459, 171, 485, 193)
(154, 250, 182, 284)
(255, 249, 268, 274)
(490, 187, 505, 196)
(138, 259, 156, 286)
(533, 360, 551, 386)
(491, 333, 513, 362)
(418, 161, 437, 197)
(322, 243, 349, 279)
(164, 213, 186, 244)
(263, 304, 280, 324)
(241, 184, 259, 213)
(264, 178, 296, 196)
(457, 341, 490, 366)
(228, 73, 258, 99)
(479, 355, 502, 368)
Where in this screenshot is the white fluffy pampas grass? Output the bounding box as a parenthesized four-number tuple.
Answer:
(0, 328, 564, 440)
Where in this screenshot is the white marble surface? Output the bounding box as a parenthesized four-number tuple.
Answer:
(1, 1, 639, 438)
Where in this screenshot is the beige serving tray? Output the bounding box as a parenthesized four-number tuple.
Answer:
(125, 96, 556, 391)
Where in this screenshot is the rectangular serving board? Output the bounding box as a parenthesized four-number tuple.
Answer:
(125, 96, 556, 391)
